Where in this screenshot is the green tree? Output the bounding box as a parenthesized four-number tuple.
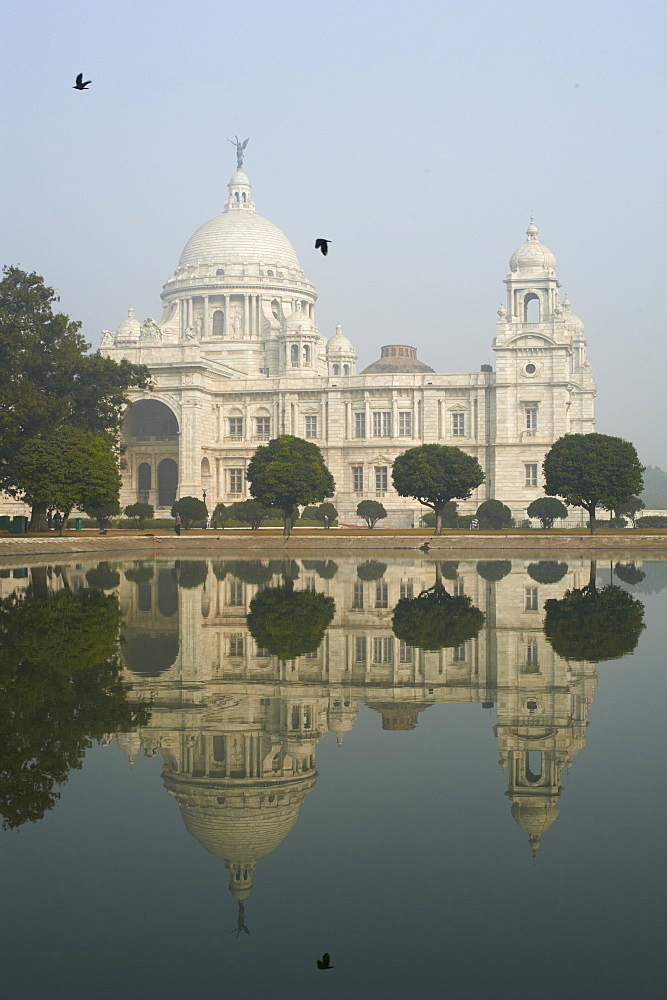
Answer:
(420, 502, 458, 530)
(356, 499, 387, 529)
(392, 444, 485, 535)
(124, 502, 154, 529)
(302, 502, 338, 528)
(543, 433, 644, 535)
(171, 496, 208, 529)
(357, 560, 387, 581)
(527, 496, 569, 529)
(476, 499, 512, 530)
(211, 502, 229, 529)
(0, 586, 149, 830)
(0, 267, 150, 528)
(11, 427, 121, 533)
(476, 560, 512, 582)
(228, 498, 275, 529)
(246, 435, 335, 537)
(544, 562, 645, 662)
(527, 561, 569, 584)
(392, 564, 485, 651)
(247, 566, 335, 659)
(83, 499, 121, 530)
(614, 496, 645, 528)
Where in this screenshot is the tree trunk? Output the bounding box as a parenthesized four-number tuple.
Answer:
(434, 507, 443, 536)
(283, 506, 294, 537)
(30, 567, 48, 596)
(589, 560, 597, 592)
(588, 505, 597, 535)
(30, 504, 47, 532)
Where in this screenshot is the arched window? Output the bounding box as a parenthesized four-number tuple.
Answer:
(138, 462, 151, 498)
(242, 192, 246, 202)
(267, 269, 274, 277)
(343, 364, 350, 375)
(234, 192, 239, 203)
(526, 751, 543, 783)
(291, 344, 299, 367)
(332, 363, 340, 375)
(216, 268, 225, 276)
(524, 293, 540, 322)
(212, 310, 224, 336)
(303, 344, 310, 365)
(157, 458, 178, 506)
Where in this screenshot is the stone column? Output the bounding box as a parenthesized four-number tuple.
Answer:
(224, 295, 230, 336)
(203, 296, 209, 337)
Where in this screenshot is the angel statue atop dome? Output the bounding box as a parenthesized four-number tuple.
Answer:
(229, 135, 249, 170)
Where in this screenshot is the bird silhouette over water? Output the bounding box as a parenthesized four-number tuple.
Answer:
(315, 239, 331, 256)
(73, 73, 91, 90)
(316, 953, 334, 970)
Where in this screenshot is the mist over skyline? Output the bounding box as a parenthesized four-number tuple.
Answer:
(2, 0, 665, 465)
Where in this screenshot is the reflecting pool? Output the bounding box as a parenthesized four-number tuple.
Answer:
(0, 554, 665, 999)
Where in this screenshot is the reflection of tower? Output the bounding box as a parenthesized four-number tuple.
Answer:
(507, 750, 563, 857)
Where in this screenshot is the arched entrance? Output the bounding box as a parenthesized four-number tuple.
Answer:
(138, 462, 151, 503)
(158, 459, 178, 507)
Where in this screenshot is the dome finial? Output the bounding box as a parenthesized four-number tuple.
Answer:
(526, 215, 539, 240)
(228, 135, 250, 171)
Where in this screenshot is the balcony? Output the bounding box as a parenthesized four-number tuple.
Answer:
(225, 434, 244, 442)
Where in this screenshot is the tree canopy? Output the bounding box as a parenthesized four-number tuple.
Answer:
(0, 585, 149, 830)
(228, 498, 275, 529)
(543, 433, 644, 534)
(124, 502, 154, 528)
(302, 502, 338, 528)
(356, 499, 387, 529)
(527, 496, 568, 529)
(614, 497, 645, 527)
(171, 496, 208, 529)
(246, 435, 335, 536)
(544, 564, 645, 663)
(392, 444, 485, 534)
(10, 427, 121, 529)
(476, 499, 512, 530)
(247, 585, 335, 659)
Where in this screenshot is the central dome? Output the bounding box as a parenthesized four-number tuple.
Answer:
(179, 211, 302, 270)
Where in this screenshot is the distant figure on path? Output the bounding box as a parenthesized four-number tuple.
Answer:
(174, 513, 181, 536)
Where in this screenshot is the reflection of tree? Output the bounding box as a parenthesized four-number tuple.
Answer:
(173, 560, 208, 589)
(85, 561, 120, 590)
(527, 561, 569, 584)
(356, 560, 387, 581)
(214, 560, 275, 585)
(124, 563, 154, 584)
(544, 562, 645, 663)
(613, 562, 646, 586)
(0, 587, 149, 830)
(301, 560, 338, 580)
(476, 560, 512, 582)
(392, 565, 485, 651)
(247, 572, 335, 660)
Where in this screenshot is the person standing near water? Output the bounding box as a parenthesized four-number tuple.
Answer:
(174, 513, 181, 536)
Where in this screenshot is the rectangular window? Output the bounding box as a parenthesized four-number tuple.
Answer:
(228, 580, 244, 606)
(452, 412, 465, 436)
(525, 463, 538, 487)
(228, 417, 243, 439)
(525, 407, 538, 431)
(375, 582, 388, 608)
(305, 415, 318, 439)
(399, 640, 413, 664)
(525, 587, 539, 611)
(228, 633, 244, 657)
(354, 412, 366, 438)
(453, 644, 466, 662)
(255, 416, 270, 439)
(400, 582, 414, 600)
(453, 578, 465, 597)
(525, 640, 540, 671)
(372, 411, 392, 437)
(352, 465, 364, 493)
(354, 636, 367, 663)
(373, 637, 393, 663)
(304, 576, 316, 593)
(256, 646, 270, 658)
(398, 411, 413, 436)
(375, 466, 388, 494)
(228, 468, 244, 494)
(352, 582, 364, 609)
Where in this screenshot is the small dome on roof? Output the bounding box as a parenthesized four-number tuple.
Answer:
(562, 297, 584, 334)
(509, 220, 557, 274)
(327, 324, 355, 355)
(116, 306, 141, 339)
(282, 303, 313, 333)
(361, 345, 434, 375)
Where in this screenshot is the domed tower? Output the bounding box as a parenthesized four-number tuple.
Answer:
(277, 302, 328, 377)
(156, 153, 318, 377)
(326, 324, 357, 377)
(491, 220, 596, 516)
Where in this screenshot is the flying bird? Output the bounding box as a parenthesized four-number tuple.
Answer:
(315, 239, 331, 256)
(316, 953, 334, 970)
(73, 73, 91, 90)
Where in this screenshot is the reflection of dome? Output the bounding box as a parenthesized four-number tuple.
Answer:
(365, 701, 432, 731)
(510, 798, 559, 855)
(361, 345, 434, 375)
(509, 221, 557, 274)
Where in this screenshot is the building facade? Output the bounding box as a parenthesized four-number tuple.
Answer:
(102, 157, 596, 524)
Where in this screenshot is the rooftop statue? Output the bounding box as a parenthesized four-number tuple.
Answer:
(229, 135, 250, 170)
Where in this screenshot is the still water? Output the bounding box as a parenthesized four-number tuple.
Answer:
(0, 553, 665, 999)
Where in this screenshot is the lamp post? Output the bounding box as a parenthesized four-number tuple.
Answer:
(202, 489, 208, 530)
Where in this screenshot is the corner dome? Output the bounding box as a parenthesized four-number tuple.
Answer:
(361, 345, 434, 375)
(562, 297, 584, 334)
(509, 221, 557, 274)
(116, 306, 141, 339)
(327, 324, 354, 354)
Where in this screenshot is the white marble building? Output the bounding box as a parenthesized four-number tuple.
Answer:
(102, 155, 596, 524)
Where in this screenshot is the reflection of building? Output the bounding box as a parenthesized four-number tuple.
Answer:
(101, 153, 596, 523)
(108, 555, 599, 907)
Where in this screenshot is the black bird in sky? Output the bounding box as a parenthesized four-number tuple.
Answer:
(315, 239, 331, 256)
(73, 73, 91, 90)
(316, 953, 334, 970)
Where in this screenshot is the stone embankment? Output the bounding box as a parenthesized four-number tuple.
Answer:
(1, 529, 666, 563)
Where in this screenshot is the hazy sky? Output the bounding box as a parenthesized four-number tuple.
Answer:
(2, 1, 666, 464)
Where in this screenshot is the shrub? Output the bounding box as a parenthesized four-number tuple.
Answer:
(124, 502, 154, 529)
(636, 516, 667, 528)
(357, 500, 387, 529)
(476, 500, 512, 530)
(527, 496, 568, 529)
(171, 496, 208, 529)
